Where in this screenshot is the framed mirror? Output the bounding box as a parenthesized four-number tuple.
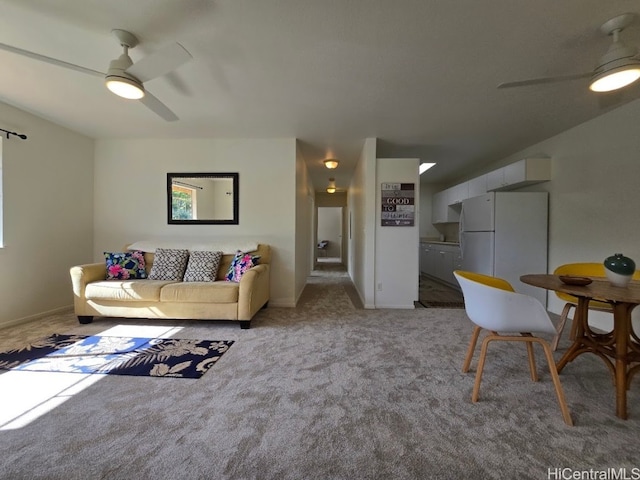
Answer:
(167, 173, 239, 225)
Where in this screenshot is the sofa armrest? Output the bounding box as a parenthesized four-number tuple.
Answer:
(70, 263, 106, 298)
(237, 264, 270, 320)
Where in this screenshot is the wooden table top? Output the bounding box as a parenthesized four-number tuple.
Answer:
(520, 274, 640, 304)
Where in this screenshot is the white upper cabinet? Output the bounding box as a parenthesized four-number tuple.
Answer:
(432, 187, 462, 223)
(447, 182, 469, 205)
(486, 158, 551, 191)
(431, 190, 448, 224)
(431, 158, 550, 224)
(468, 174, 487, 197)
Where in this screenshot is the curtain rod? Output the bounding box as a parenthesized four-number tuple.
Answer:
(172, 180, 203, 190)
(0, 127, 27, 140)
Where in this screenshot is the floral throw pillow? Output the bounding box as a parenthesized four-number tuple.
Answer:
(148, 248, 190, 281)
(225, 251, 260, 283)
(183, 251, 223, 282)
(104, 251, 147, 280)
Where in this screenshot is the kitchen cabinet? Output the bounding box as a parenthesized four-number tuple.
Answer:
(420, 243, 428, 273)
(420, 242, 461, 287)
(468, 174, 487, 197)
(486, 158, 551, 191)
(447, 182, 468, 205)
(420, 243, 437, 274)
(432, 157, 550, 225)
(431, 191, 448, 224)
(436, 249, 455, 285)
(432, 188, 462, 224)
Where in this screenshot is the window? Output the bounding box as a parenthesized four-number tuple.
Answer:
(171, 184, 198, 220)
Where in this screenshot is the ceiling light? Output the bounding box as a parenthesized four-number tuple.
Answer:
(324, 159, 339, 169)
(589, 60, 640, 92)
(419, 163, 436, 175)
(326, 177, 336, 194)
(589, 26, 640, 92)
(105, 74, 145, 99)
(105, 51, 145, 99)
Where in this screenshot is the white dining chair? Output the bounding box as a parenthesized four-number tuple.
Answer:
(454, 270, 573, 426)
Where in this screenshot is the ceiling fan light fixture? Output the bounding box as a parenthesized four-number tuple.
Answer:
(105, 74, 145, 99)
(589, 62, 640, 92)
(324, 158, 339, 169)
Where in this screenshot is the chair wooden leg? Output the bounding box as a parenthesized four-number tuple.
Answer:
(471, 335, 573, 426)
(523, 334, 538, 382)
(539, 339, 574, 426)
(551, 303, 575, 351)
(462, 326, 482, 373)
(472, 334, 494, 402)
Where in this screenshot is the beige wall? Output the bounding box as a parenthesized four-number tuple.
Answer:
(348, 137, 377, 308)
(295, 141, 314, 304)
(0, 101, 94, 328)
(500, 99, 640, 330)
(93, 138, 299, 307)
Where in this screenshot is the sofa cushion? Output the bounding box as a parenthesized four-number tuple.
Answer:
(148, 248, 189, 281)
(104, 251, 147, 280)
(160, 281, 239, 303)
(183, 250, 223, 282)
(225, 251, 260, 282)
(85, 280, 177, 302)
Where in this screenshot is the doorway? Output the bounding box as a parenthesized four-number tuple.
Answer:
(317, 207, 342, 264)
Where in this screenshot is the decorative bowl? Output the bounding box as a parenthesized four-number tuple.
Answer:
(559, 275, 593, 286)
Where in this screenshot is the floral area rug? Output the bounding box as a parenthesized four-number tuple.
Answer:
(0, 334, 233, 379)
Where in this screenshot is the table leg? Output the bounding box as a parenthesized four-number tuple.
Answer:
(613, 302, 634, 420)
(556, 297, 590, 373)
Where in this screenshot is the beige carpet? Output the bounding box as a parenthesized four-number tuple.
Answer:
(0, 265, 638, 480)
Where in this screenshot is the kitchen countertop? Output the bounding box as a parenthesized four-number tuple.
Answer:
(420, 240, 460, 246)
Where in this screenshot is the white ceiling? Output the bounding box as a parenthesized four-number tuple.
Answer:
(1, 0, 640, 192)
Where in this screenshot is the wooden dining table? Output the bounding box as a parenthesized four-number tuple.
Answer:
(520, 274, 640, 419)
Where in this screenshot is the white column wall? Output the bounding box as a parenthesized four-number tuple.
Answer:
(374, 158, 420, 308)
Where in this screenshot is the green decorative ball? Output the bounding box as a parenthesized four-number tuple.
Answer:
(604, 253, 636, 275)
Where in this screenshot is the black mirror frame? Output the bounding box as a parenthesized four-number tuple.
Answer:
(167, 172, 239, 225)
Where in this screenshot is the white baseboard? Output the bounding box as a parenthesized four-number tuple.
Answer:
(267, 300, 296, 308)
(0, 305, 73, 331)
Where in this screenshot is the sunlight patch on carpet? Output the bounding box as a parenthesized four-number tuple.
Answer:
(0, 334, 233, 379)
(0, 324, 231, 431)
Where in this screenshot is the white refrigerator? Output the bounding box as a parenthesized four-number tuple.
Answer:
(459, 192, 548, 305)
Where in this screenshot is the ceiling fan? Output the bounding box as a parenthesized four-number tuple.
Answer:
(498, 13, 640, 93)
(0, 29, 192, 121)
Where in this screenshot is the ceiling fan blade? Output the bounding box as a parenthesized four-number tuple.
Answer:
(125, 42, 192, 83)
(497, 72, 592, 89)
(139, 90, 178, 121)
(0, 42, 104, 78)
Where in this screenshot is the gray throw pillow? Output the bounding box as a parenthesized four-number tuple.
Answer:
(148, 248, 189, 281)
(183, 251, 223, 282)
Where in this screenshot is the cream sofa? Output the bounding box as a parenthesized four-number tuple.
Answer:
(70, 243, 270, 329)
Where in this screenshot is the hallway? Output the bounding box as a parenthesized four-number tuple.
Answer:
(299, 260, 363, 309)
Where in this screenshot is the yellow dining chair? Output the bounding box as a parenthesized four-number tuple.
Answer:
(454, 270, 573, 426)
(551, 263, 640, 351)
